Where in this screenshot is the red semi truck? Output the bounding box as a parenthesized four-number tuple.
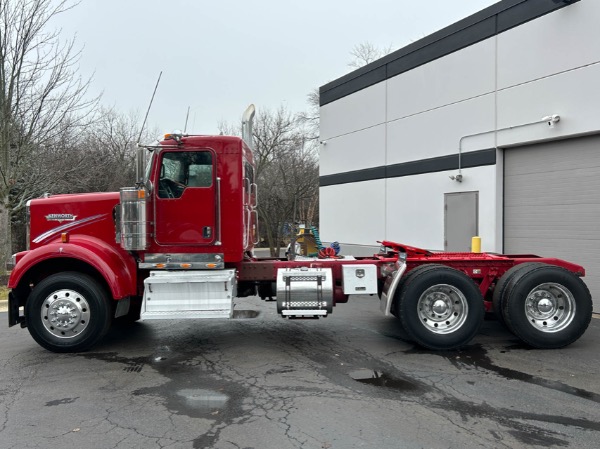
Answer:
(6, 107, 593, 353)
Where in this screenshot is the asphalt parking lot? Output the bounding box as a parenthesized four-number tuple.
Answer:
(1, 295, 599, 449)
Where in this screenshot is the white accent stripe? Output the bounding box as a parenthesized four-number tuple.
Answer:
(33, 214, 108, 244)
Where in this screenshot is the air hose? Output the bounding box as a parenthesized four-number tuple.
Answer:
(310, 226, 324, 250)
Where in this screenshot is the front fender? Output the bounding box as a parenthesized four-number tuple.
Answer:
(8, 236, 137, 300)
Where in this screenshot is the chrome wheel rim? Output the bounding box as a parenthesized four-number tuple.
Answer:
(524, 283, 575, 333)
(417, 284, 468, 334)
(41, 289, 91, 338)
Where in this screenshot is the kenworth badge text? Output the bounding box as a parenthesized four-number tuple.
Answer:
(6, 106, 593, 353)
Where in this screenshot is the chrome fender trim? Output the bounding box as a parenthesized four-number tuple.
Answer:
(380, 260, 407, 316)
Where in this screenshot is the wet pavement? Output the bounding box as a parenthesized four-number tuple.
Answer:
(0, 296, 599, 449)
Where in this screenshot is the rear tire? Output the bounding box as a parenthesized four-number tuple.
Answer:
(501, 264, 592, 349)
(396, 265, 485, 350)
(390, 264, 428, 318)
(492, 263, 544, 327)
(26, 272, 112, 353)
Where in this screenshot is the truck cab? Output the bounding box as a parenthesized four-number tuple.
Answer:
(135, 133, 258, 263)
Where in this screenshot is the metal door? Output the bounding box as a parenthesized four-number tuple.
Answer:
(504, 135, 600, 311)
(445, 191, 478, 252)
(154, 150, 216, 246)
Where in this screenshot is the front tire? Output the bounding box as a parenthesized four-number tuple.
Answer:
(26, 272, 112, 353)
(501, 264, 592, 349)
(396, 265, 485, 350)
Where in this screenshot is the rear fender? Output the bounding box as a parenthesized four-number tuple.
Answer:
(380, 259, 408, 316)
(7, 236, 137, 300)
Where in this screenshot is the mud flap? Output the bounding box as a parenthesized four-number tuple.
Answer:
(8, 291, 26, 328)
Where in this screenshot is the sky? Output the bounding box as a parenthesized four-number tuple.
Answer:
(52, 0, 499, 136)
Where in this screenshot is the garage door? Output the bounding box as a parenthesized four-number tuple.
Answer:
(504, 135, 600, 312)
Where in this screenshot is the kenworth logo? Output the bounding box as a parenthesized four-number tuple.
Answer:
(45, 214, 77, 222)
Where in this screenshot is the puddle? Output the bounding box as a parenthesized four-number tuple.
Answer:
(135, 373, 246, 420)
(406, 344, 600, 403)
(83, 351, 248, 420)
(349, 369, 420, 392)
(45, 397, 78, 407)
(233, 310, 260, 319)
(177, 389, 229, 411)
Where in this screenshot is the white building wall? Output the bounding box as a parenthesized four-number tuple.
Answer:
(385, 165, 498, 251)
(386, 94, 496, 165)
(496, 0, 600, 148)
(386, 39, 496, 121)
(496, 64, 600, 147)
(496, 1, 598, 90)
(320, 83, 386, 141)
(320, 0, 600, 254)
(319, 124, 386, 176)
(320, 180, 386, 247)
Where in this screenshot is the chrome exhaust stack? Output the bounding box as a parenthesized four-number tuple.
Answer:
(242, 104, 255, 150)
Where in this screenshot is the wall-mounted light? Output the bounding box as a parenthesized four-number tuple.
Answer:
(542, 114, 561, 128)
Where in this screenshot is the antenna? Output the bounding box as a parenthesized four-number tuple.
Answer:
(137, 71, 162, 144)
(135, 71, 162, 185)
(184, 106, 191, 133)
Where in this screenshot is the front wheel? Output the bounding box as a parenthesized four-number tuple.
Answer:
(26, 272, 112, 353)
(396, 265, 485, 350)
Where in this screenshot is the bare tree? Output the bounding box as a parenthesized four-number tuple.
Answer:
(348, 41, 394, 69)
(250, 107, 318, 255)
(251, 107, 305, 178)
(297, 88, 320, 143)
(7, 108, 157, 251)
(75, 108, 152, 193)
(220, 106, 319, 256)
(257, 141, 319, 256)
(0, 0, 98, 266)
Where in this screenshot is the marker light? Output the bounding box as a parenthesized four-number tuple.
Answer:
(164, 130, 184, 141)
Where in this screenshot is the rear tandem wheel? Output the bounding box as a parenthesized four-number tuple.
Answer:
(395, 264, 485, 350)
(501, 264, 592, 349)
(492, 262, 545, 327)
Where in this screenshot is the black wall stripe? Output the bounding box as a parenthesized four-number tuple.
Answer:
(320, 0, 580, 106)
(319, 149, 497, 187)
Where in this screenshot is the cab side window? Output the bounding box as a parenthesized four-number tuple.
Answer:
(188, 152, 213, 187)
(158, 151, 213, 198)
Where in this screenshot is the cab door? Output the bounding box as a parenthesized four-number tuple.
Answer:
(154, 150, 216, 246)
